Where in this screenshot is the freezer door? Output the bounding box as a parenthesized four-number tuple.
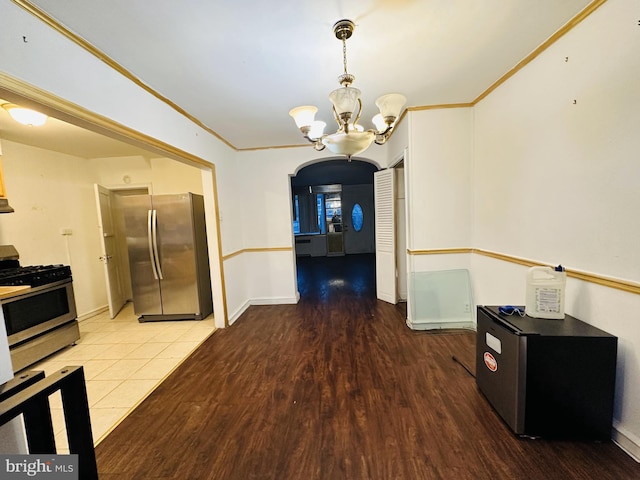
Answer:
(123, 195, 162, 315)
(153, 194, 201, 315)
(476, 307, 527, 433)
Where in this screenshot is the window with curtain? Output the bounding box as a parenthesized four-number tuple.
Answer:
(293, 185, 342, 235)
(294, 193, 326, 234)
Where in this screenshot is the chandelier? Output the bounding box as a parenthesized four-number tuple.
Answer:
(289, 20, 406, 159)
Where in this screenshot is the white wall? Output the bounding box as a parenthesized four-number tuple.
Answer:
(231, 147, 328, 319)
(407, 108, 473, 252)
(404, 108, 473, 298)
(473, 3, 639, 279)
(472, 0, 640, 457)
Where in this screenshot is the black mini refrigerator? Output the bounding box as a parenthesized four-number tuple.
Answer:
(476, 306, 617, 440)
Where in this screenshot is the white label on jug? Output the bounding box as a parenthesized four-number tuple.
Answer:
(536, 287, 561, 313)
(485, 332, 502, 354)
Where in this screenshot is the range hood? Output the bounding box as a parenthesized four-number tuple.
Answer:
(0, 198, 13, 214)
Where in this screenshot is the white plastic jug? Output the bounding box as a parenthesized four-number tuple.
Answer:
(525, 266, 566, 319)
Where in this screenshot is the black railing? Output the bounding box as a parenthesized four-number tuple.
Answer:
(0, 366, 98, 480)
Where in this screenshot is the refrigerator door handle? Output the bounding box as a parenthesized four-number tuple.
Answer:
(151, 209, 164, 280)
(147, 209, 160, 280)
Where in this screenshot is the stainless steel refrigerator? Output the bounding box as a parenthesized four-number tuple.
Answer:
(122, 193, 213, 322)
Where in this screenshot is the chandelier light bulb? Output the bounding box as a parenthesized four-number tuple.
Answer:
(308, 121, 326, 140)
(372, 114, 387, 132)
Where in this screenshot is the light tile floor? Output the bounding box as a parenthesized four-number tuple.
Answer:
(30, 302, 216, 450)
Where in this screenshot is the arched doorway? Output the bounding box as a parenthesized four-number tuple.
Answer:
(291, 159, 378, 300)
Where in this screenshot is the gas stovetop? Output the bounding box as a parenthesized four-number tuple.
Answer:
(0, 245, 72, 287)
(0, 265, 72, 287)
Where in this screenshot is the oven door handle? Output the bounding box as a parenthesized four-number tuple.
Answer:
(147, 209, 160, 280)
(151, 209, 164, 280)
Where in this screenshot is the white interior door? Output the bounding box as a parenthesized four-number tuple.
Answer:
(95, 184, 126, 318)
(374, 169, 397, 304)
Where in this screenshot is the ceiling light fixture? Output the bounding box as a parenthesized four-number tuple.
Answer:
(289, 20, 406, 160)
(2, 103, 47, 127)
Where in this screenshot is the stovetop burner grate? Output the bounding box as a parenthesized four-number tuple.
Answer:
(0, 245, 72, 287)
(0, 265, 72, 287)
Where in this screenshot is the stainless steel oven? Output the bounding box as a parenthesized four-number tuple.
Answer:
(3, 278, 79, 371)
(0, 245, 80, 372)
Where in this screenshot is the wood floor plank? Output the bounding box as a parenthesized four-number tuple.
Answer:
(95, 254, 640, 479)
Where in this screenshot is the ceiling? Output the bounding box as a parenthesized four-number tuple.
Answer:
(4, 0, 594, 156)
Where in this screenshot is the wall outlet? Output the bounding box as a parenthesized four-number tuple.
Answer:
(60, 228, 73, 236)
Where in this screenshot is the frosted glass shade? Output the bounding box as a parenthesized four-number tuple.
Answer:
(321, 130, 375, 157)
(329, 87, 361, 116)
(308, 121, 326, 140)
(375, 93, 406, 120)
(289, 105, 318, 128)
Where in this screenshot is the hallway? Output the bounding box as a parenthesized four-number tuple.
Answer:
(296, 253, 377, 302)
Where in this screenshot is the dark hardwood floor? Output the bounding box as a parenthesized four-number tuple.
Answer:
(95, 254, 639, 479)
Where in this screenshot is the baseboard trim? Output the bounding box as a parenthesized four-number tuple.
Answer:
(228, 300, 251, 326)
(406, 318, 476, 331)
(250, 296, 299, 306)
(77, 305, 109, 322)
(612, 423, 640, 463)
